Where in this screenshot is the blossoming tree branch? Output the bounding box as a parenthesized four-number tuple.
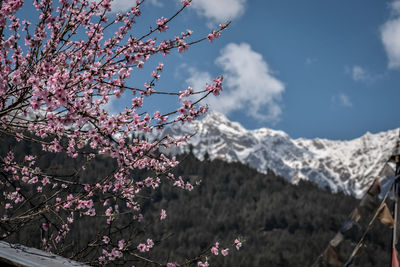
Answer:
(0, 0, 242, 265)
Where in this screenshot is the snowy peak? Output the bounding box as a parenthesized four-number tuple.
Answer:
(199, 112, 247, 135)
(160, 112, 398, 198)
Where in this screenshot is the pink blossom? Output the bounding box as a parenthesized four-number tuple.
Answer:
(207, 33, 214, 42)
(178, 43, 189, 53)
(118, 239, 125, 250)
(221, 248, 229, 256)
(98, 256, 106, 264)
(102, 249, 110, 257)
(41, 178, 50, 186)
(211, 241, 219, 255)
(178, 87, 194, 100)
(103, 236, 110, 244)
(146, 239, 154, 248)
(182, 0, 191, 6)
(219, 23, 229, 29)
(156, 63, 164, 72)
(197, 261, 209, 267)
(151, 71, 160, 80)
(28, 177, 38, 184)
(105, 207, 113, 216)
(24, 155, 35, 161)
(87, 209, 96, 216)
(234, 239, 242, 250)
(185, 183, 194, 191)
(160, 209, 167, 220)
(137, 243, 148, 252)
(206, 77, 223, 96)
(156, 17, 168, 32)
(111, 248, 123, 258)
(30, 99, 40, 109)
(137, 61, 144, 68)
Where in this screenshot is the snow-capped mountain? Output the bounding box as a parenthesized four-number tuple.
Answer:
(158, 112, 399, 198)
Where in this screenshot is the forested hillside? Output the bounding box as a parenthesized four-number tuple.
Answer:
(141, 153, 392, 267)
(0, 135, 393, 266)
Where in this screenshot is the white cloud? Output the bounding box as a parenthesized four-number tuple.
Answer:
(305, 57, 318, 65)
(332, 93, 352, 107)
(109, 0, 136, 13)
(147, 0, 163, 7)
(102, 96, 119, 115)
(381, 1, 400, 69)
(185, 68, 213, 91)
(391, 1, 400, 15)
(351, 65, 367, 81)
(345, 65, 383, 83)
(113, 0, 246, 24)
(185, 43, 285, 122)
(189, 0, 246, 24)
(104, 0, 162, 13)
(381, 19, 400, 69)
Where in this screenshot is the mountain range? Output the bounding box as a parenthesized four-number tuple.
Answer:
(157, 112, 399, 198)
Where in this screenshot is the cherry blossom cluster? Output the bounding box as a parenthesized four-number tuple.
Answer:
(196, 238, 244, 267)
(0, 0, 237, 265)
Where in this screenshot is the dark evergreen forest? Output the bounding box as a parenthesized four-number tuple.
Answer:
(0, 135, 394, 266)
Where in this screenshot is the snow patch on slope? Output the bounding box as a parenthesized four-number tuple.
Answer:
(156, 112, 398, 198)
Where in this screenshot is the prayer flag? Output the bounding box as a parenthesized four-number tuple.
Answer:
(367, 179, 381, 197)
(340, 219, 357, 233)
(329, 232, 344, 247)
(322, 245, 343, 266)
(349, 207, 361, 222)
(378, 203, 395, 227)
(359, 193, 378, 213)
(393, 248, 399, 267)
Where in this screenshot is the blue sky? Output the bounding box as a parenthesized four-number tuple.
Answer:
(20, 0, 400, 140)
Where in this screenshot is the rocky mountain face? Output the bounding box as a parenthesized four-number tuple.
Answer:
(157, 112, 398, 198)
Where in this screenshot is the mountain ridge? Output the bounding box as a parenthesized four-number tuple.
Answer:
(156, 112, 399, 198)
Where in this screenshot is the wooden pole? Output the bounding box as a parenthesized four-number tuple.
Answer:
(393, 183, 398, 250)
